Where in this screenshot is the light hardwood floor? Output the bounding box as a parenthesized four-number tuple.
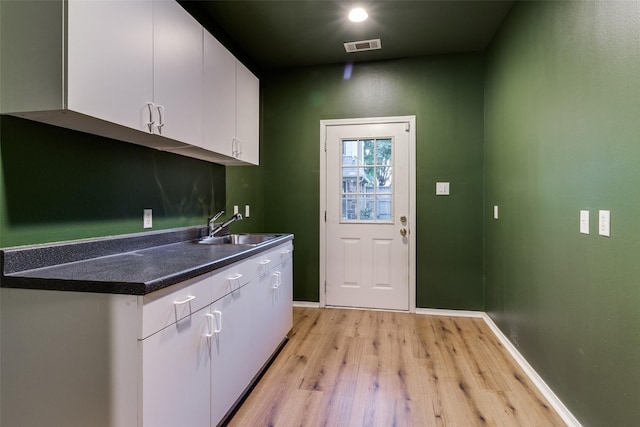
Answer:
(227, 307, 566, 427)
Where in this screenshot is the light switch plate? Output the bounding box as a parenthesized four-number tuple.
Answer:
(245, 205, 250, 218)
(233, 205, 239, 215)
(436, 182, 450, 195)
(580, 210, 590, 234)
(493, 205, 499, 220)
(599, 210, 610, 237)
(143, 209, 152, 229)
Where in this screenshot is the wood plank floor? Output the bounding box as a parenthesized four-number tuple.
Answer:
(227, 307, 566, 427)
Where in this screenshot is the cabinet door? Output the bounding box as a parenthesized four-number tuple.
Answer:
(153, 0, 203, 144)
(203, 31, 237, 157)
(248, 266, 283, 373)
(235, 61, 260, 165)
(66, 0, 153, 132)
(274, 254, 294, 342)
(251, 251, 292, 361)
(142, 308, 211, 427)
(210, 287, 253, 426)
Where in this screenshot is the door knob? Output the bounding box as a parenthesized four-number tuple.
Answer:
(400, 215, 407, 223)
(400, 228, 407, 237)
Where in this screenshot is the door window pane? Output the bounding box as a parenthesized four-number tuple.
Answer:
(341, 137, 393, 223)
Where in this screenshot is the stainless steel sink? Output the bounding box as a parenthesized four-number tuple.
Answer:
(198, 233, 280, 246)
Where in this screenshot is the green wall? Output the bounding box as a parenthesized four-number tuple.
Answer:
(0, 116, 225, 247)
(2, 2, 637, 424)
(255, 54, 485, 308)
(225, 165, 264, 233)
(484, 2, 640, 425)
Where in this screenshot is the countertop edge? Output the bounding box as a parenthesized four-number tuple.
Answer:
(1, 229, 294, 296)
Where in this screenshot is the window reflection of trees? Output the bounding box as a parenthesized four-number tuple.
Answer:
(341, 138, 393, 222)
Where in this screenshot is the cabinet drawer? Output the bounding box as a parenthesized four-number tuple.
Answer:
(244, 243, 294, 279)
(211, 262, 252, 302)
(141, 273, 212, 339)
(211, 242, 294, 302)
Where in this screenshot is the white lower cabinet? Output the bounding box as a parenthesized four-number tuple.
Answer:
(272, 252, 294, 351)
(209, 244, 294, 425)
(210, 286, 252, 425)
(140, 272, 214, 427)
(0, 241, 293, 427)
(142, 308, 211, 427)
(141, 241, 294, 427)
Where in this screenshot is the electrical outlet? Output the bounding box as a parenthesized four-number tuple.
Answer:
(493, 205, 499, 220)
(233, 205, 239, 215)
(580, 210, 590, 234)
(143, 209, 153, 229)
(598, 210, 610, 237)
(435, 182, 450, 195)
(245, 205, 250, 218)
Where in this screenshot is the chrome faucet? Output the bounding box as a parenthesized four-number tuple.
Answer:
(209, 212, 243, 237)
(208, 210, 225, 236)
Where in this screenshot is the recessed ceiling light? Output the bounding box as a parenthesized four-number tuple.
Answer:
(348, 7, 368, 23)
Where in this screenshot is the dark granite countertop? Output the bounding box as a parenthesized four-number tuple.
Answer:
(0, 227, 293, 295)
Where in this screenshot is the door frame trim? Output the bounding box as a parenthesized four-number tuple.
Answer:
(319, 116, 417, 312)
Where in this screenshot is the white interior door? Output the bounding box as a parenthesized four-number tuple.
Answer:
(324, 119, 413, 311)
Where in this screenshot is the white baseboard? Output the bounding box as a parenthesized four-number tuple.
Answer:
(416, 307, 485, 318)
(480, 313, 581, 427)
(415, 307, 581, 427)
(292, 301, 320, 308)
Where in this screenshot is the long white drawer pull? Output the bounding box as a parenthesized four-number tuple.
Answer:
(272, 271, 281, 289)
(174, 295, 196, 305)
(146, 102, 155, 132)
(156, 105, 165, 134)
(213, 310, 222, 333)
(228, 273, 243, 281)
(205, 313, 215, 337)
(205, 311, 223, 337)
(259, 259, 271, 265)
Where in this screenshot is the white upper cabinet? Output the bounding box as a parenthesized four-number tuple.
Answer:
(152, 0, 203, 145)
(204, 32, 260, 165)
(0, 0, 258, 165)
(236, 62, 260, 165)
(66, 0, 153, 133)
(203, 32, 237, 158)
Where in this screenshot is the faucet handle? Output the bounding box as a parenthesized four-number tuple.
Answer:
(209, 210, 225, 222)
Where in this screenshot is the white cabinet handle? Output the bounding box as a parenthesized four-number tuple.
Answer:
(272, 271, 281, 289)
(173, 295, 196, 305)
(146, 102, 155, 133)
(236, 139, 243, 157)
(205, 311, 223, 337)
(205, 313, 214, 337)
(228, 273, 243, 291)
(232, 138, 243, 158)
(156, 105, 165, 134)
(259, 259, 271, 265)
(214, 310, 222, 333)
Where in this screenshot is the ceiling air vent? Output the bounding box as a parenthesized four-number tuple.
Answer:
(344, 38, 381, 53)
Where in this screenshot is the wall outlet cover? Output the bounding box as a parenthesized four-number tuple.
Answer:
(598, 210, 610, 237)
(436, 182, 450, 195)
(580, 210, 590, 234)
(143, 209, 153, 229)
